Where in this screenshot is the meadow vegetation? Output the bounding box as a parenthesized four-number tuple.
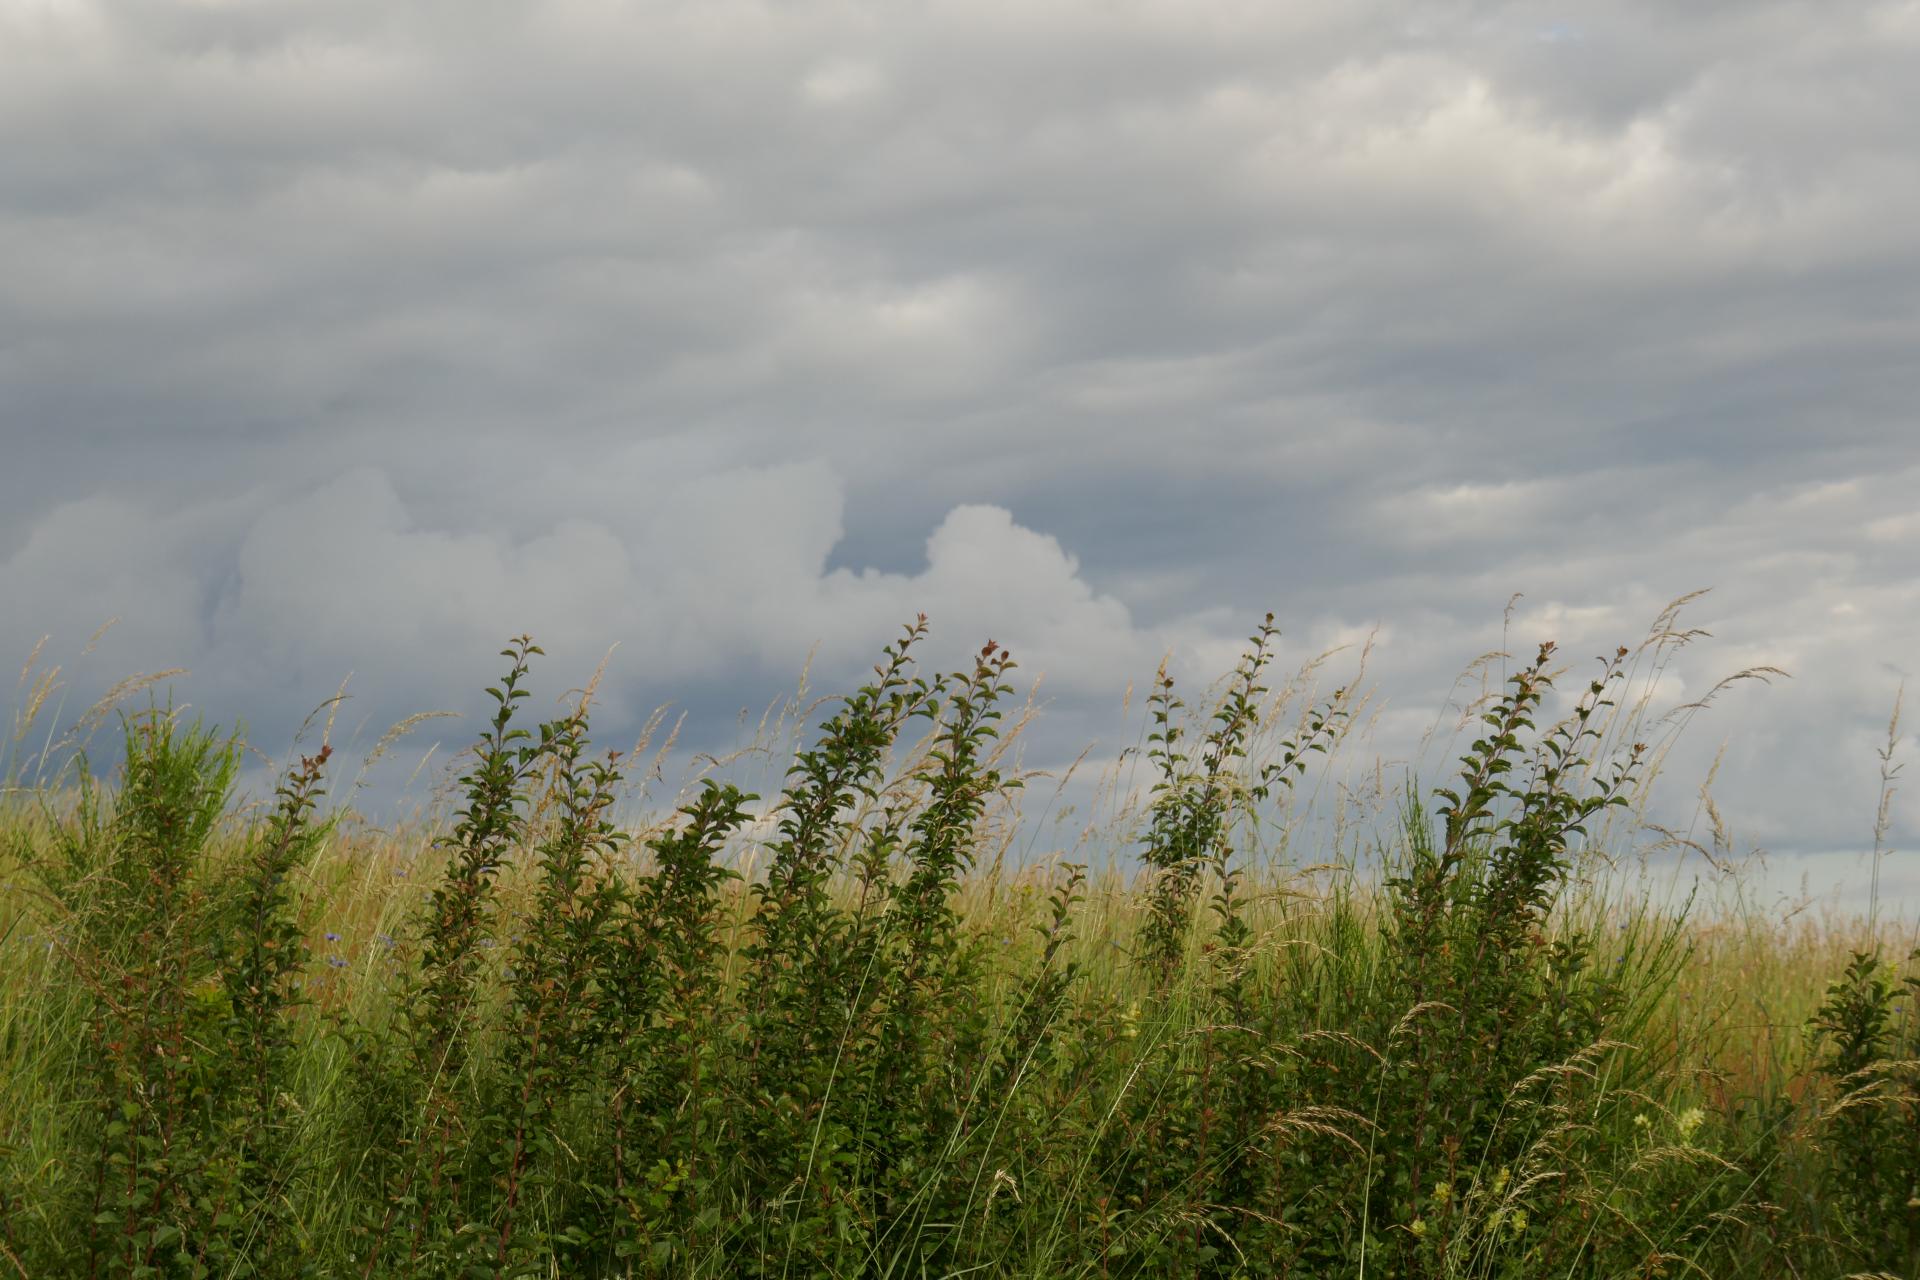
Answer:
(0, 607, 1915, 1278)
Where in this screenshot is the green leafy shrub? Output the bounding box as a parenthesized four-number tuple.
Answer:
(7, 707, 332, 1276)
(1807, 947, 1920, 1274)
(0, 614, 1904, 1279)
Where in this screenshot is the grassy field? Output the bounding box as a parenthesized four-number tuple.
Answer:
(1, 613, 1915, 1278)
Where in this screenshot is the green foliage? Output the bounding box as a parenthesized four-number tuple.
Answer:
(600, 779, 755, 1272)
(1807, 947, 1920, 1274)
(210, 741, 336, 1277)
(1345, 643, 1672, 1280)
(0, 620, 1904, 1279)
(5, 706, 332, 1276)
(1135, 616, 1288, 979)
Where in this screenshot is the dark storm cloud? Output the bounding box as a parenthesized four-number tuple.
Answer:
(4, 0, 1917, 904)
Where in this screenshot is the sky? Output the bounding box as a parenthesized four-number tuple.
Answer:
(4, 0, 1918, 909)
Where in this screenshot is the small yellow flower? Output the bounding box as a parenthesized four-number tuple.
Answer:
(1409, 1218, 1428, 1239)
(1676, 1107, 1705, 1141)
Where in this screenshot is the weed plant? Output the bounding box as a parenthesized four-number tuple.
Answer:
(0, 611, 1914, 1278)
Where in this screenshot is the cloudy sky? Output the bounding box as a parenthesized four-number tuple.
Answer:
(4, 0, 1917, 906)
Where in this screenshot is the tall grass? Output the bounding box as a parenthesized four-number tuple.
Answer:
(0, 611, 1914, 1278)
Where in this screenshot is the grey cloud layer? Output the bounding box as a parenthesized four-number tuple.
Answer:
(3, 0, 1917, 900)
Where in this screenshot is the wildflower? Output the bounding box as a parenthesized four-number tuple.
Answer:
(327, 956, 347, 969)
(1409, 1218, 1428, 1239)
(1491, 1166, 1510, 1195)
(1507, 1209, 1529, 1236)
(1676, 1106, 1705, 1141)
(324, 932, 340, 942)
